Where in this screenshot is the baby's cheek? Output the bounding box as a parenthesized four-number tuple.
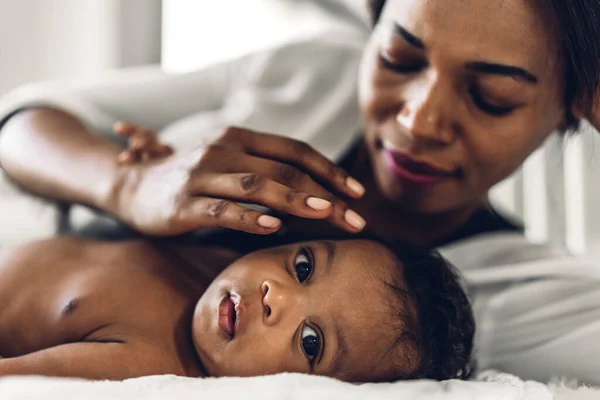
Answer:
(231, 335, 302, 376)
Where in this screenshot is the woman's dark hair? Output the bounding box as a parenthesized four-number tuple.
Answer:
(367, 0, 600, 132)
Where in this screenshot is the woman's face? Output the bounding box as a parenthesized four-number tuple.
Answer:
(192, 239, 411, 382)
(359, 0, 567, 213)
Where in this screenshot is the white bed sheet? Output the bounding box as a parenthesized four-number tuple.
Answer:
(1, 370, 598, 400)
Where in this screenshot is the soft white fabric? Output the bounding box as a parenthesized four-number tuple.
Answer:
(0, 371, 561, 400)
(439, 233, 600, 387)
(1, 370, 598, 400)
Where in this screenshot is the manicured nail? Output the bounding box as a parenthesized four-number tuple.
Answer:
(346, 177, 365, 196)
(258, 215, 281, 229)
(306, 197, 332, 211)
(344, 209, 366, 230)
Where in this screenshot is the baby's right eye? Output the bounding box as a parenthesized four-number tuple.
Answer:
(294, 248, 313, 283)
(301, 324, 321, 363)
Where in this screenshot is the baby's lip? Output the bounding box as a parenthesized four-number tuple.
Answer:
(218, 295, 235, 339)
(229, 292, 242, 336)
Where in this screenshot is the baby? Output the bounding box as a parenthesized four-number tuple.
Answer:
(0, 235, 473, 382)
(0, 125, 475, 382)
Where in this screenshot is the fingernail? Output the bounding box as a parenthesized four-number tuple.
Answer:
(113, 121, 125, 130)
(306, 197, 332, 211)
(258, 215, 281, 229)
(346, 177, 365, 196)
(344, 209, 366, 230)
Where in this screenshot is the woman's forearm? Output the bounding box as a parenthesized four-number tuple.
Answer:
(0, 107, 122, 212)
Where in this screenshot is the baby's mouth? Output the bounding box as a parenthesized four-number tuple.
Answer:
(230, 292, 241, 333)
(218, 293, 237, 339)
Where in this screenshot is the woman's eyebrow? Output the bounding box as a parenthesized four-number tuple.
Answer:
(322, 241, 337, 274)
(389, 21, 538, 84)
(465, 61, 538, 83)
(392, 22, 425, 50)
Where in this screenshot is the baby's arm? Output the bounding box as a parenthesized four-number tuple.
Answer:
(0, 341, 170, 380)
(113, 122, 173, 164)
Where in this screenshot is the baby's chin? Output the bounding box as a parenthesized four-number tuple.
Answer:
(190, 294, 213, 375)
(189, 279, 233, 377)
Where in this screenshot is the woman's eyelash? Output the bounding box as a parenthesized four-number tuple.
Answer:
(379, 54, 423, 74)
(379, 52, 516, 117)
(468, 89, 515, 116)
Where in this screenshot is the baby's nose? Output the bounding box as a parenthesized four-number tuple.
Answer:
(261, 279, 299, 326)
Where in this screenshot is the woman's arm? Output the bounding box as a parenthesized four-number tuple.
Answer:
(0, 108, 122, 212)
(0, 63, 232, 140)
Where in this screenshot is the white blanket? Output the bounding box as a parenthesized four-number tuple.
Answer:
(1, 370, 598, 400)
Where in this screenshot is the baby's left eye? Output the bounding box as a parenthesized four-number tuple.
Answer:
(294, 248, 313, 283)
(301, 325, 321, 361)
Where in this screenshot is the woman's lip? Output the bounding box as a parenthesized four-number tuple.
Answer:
(218, 294, 236, 339)
(381, 146, 456, 185)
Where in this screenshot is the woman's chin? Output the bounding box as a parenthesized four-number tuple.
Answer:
(375, 172, 465, 215)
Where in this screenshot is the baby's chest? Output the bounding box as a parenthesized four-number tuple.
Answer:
(0, 265, 187, 358)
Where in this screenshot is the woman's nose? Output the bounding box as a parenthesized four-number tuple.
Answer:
(396, 79, 455, 147)
(261, 279, 292, 326)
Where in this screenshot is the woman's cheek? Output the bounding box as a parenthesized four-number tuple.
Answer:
(465, 126, 540, 186)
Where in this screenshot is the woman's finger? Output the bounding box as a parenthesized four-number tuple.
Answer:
(186, 172, 364, 232)
(176, 197, 282, 235)
(219, 127, 366, 199)
(200, 149, 364, 231)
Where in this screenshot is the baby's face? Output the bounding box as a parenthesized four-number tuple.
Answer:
(192, 239, 411, 382)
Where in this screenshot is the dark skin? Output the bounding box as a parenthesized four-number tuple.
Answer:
(0, 237, 215, 379)
(351, 0, 569, 245)
(0, 237, 409, 381)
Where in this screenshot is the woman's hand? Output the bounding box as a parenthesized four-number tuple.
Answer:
(109, 124, 366, 237)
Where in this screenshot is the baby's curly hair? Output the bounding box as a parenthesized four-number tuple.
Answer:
(380, 239, 476, 381)
(317, 233, 475, 382)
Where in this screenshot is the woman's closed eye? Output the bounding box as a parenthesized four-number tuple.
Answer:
(469, 88, 516, 116)
(379, 53, 424, 74)
(294, 248, 314, 283)
(379, 50, 520, 117)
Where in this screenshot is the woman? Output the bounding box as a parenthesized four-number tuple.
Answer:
(0, 0, 599, 385)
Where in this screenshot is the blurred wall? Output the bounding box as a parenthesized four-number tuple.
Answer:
(0, 0, 162, 244)
(0, 0, 162, 95)
(162, 0, 369, 73)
